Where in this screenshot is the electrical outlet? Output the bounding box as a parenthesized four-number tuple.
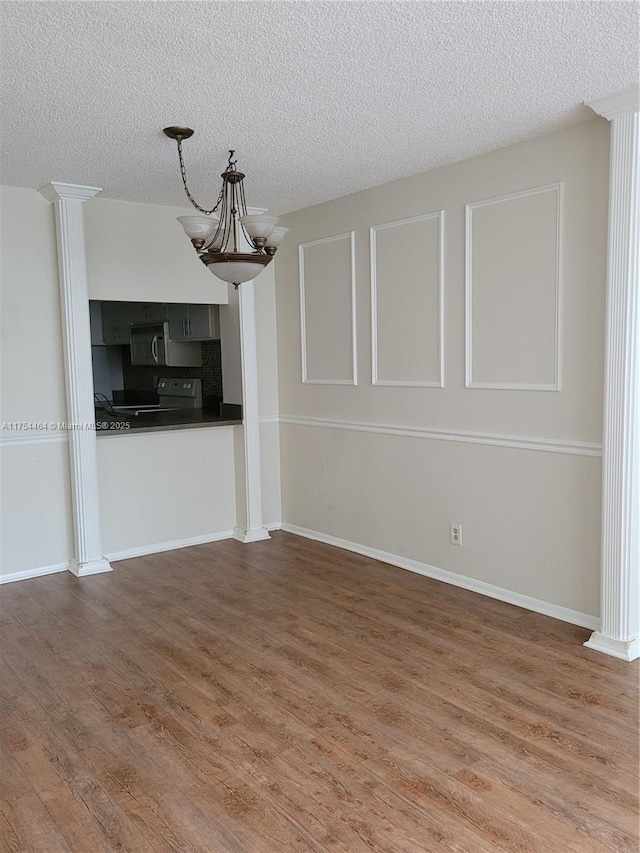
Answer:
(450, 523, 462, 546)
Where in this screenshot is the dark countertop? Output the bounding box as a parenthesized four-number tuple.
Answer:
(96, 409, 241, 437)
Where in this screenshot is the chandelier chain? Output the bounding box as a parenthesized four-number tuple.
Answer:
(177, 138, 224, 216)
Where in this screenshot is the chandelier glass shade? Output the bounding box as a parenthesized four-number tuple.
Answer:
(164, 127, 288, 287)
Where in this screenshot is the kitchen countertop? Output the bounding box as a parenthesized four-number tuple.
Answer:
(96, 409, 242, 436)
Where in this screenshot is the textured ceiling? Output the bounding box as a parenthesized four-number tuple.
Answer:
(0, 1, 638, 214)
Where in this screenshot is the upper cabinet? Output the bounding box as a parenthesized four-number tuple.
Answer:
(131, 302, 169, 325)
(92, 300, 220, 345)
(168, 304, 220, 341)
(102, 302, 132, 345)
(89, 301, 105, 345)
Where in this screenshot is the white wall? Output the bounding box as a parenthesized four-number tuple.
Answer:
(1, 437, 73, 577)
(85, 197, 228, 304)
(255, 264, 282, 527)
(0, 187, 73, 577)
(88, 197, 283, 552)
(97, 427, 236, 557)
(0, 187, 282, 576)
(275, 120, 610, 622)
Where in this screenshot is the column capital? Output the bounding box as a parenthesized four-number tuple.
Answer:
(586, 84, 639, 120)
(38, 182, 102, 203)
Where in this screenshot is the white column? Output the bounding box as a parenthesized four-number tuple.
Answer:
(39, 182, 112, 576)
(584, 86, 639, 661)
(233, 279, 270, 543)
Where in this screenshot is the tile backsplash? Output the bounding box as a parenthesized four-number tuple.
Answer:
(122, 340, 223, 397)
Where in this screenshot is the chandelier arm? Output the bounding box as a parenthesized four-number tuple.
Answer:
(237, 179, 259, 251)
(176, 137, 224, 216)
(225, 185, 233, 253)
(206, 179, 226, 251)
(238, 178, 248, 219)
(231, 181, 239, 253)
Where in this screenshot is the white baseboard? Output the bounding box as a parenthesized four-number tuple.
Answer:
(583, 632, 639, 661)
(281, 523, 600, 631)
(232, 526, 271, 543)
(0, 562, 70, 585)
(264, 522, 282, 532)
(69, 557, 113, 577)
(105, 530, 234, 562)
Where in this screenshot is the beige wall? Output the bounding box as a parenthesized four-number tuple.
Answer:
(275, 120, 610, 620)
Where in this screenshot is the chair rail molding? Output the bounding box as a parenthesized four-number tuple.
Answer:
(38, 182, 112, 577)
(584, 85, 640, 661)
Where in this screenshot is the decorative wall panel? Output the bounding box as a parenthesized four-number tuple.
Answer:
(466, 183, 562, 390)
(299, 232, 357, 385)
(371, 211, 444, 386)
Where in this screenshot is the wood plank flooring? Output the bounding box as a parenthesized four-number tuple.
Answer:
(0, 531, 637, 852)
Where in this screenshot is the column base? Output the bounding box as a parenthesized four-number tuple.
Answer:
(232, 526, 271, 544)
(583, 631, 639, 661)
(69, 557, 113, 577)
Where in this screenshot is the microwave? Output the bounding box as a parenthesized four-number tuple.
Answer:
(130, 322, 202, 367)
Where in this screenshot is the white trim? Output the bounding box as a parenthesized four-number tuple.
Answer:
(465, 182, 563, 391)
(38, 182, 102, 202)
(277, 414, 602, 457)
(69, 557, 112, 577)
(301, 379, 356, 386)
(281, 523, 599, 631)
(299, 231, 357, 386)
(370, 211, 445, 388)
(586, 84, 640, 120)
(232, 526, 271, 543)
(0, 432, 68, 446)
(0, 562, 70, 585)
(258, 415, 280, 424)
(585, 104, 640, 662)
(39, 182, 112, 577)
(236, 280, 270, 543)
(583, 632, 639, 662)
(464, 382, 563, 392)
(104, 530, 234, 562)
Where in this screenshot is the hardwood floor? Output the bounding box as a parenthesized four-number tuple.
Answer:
(0, 531, 637, 852)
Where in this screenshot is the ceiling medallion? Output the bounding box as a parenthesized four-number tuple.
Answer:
(164, 127, 288, 288)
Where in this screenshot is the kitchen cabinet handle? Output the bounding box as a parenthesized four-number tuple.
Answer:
(151, 335, 159, 363)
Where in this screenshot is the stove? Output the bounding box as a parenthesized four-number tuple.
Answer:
(110, 377, 202, 416)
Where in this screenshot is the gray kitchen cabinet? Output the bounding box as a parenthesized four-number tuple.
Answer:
(168, 304, 220, 341)
(89, 301, 105, 345)
(102, 301, 132, 345)
(131, 302, 168, 324)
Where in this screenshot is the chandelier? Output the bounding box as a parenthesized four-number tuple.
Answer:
(163, 127, 288, 288)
